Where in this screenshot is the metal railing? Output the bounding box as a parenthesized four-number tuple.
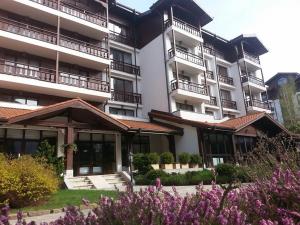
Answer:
(219, 75, 234, 86)
(170, 80, 208, 95)
(243, 51, 260, 65)
(0, 60, 56, 82)
(59, 72, 109, 92)
(111, 60, 140, 76)
(60, 35, 109, 59)
(208, 96, 218, 106)
(29, 0, 107, 27)
(205, 71, 214, 80)
(164, 17, 200, 37)
(241, 74, 264, 87)
(246, 99, 269, 110)
(221, 99, 237, 110)
(203, 45, 215, 55)
(109, 31, 133, 46)
(111, 90, 142, 104)
(168, 48, 204, 66)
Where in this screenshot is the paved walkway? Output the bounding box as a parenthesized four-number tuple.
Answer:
(10, 185, 213, 224)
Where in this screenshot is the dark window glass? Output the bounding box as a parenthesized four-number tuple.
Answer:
(133, 136, 150, 154)
(110, 48, 132, 64)
(220, 89, 231, 101)
(176, 102, 194, 112)
(109, 108, 134, 117)
(112, 78, 133, 93)
(217, 65, 228, 76)
(25, 141, 39, 154)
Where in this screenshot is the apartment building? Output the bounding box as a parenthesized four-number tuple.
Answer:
(0, 0, 288, 186)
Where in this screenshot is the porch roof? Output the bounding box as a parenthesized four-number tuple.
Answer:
(0, 99, 181, 135)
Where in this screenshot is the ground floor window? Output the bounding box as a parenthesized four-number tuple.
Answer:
(0, 128, 57, 156)
(235, 136, 256, 156)
(203, 132, 234, 167)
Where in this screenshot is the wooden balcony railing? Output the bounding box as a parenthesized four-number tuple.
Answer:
(0, 59, 110, 92)
(205, 71, 214, 80)
(241, 74, 264, 87)
(221, 99, 237, 110)
(109, 31, 133, 46)
(0, 16, 109, 59)
(111, 60, 140, 76)
(59, 72, 110, 92)
(208, 96, 218, 106)
(111, 90, 142, 104)
(60, 35, 109, 59)
(29, 0, 107, 27)
(247, 99, 269, 110)
(164, 17, 201, 37)
(0, 60, 56, 82)
(168, 48, 204, 66)
(170, 80, 208, 95)
(243, 51, 260, 65)
(219, 75, 234, 86)
(0, 16, 57, 44)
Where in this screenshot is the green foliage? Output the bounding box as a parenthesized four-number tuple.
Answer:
(147, 152, 160, 164)
(160, 152, 174, 164)
(145, 170, 167, 181)
(35, 140, 64, 177)
(133, 153, 151, 174)
(215, 163, 236, 177)
(160, 174, 187, 186)
(178, 152, 190, 164)
(0, 154, 59, 208)
(190, 154, 202, 165)
(185, 170, 214, 185)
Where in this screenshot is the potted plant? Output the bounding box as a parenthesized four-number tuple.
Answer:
(189, 154, 201, 168)
(160, 152, 174, 170)
(178, 152, 190, 169)
(147, 152, 160, 170)
(173, 161, 181, 169)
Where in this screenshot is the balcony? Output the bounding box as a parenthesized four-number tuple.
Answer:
(221, 99, 237, 110)
(0, 16, 110, 70)
(109, 31, 133, 46)
(0, 59, 111, 101)
(168, 48, 205, 74)
(1, 0, 108, 39)
(203, 45, 215, 56)
(164, 17, 202, 47)
(170, 80, 210, 102)
(111, 90, 142, 104)
(173, 110, 215, 123)
(246, 99, 271, 113)
(205, 70, 215, 80)
(241, 74, 266, 92)
(208, 96, 218, 106)
(219, 75, 234, 86)
(239, 51, 261, 70)
(111, 60, 140, 76)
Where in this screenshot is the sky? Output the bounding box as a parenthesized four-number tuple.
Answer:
(117, 0, 300, 80)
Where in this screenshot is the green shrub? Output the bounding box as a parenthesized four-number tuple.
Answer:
(134, 175, 151, 185)
(185, 170, 214, 185)
(145, 170, 168, 181)
(190, 154, 202, 165)
(178, 152, 190, 164)
(0, 154, 59, 208)
(147, 152, 160, 164)
(133, 153, 151, 174)
(34, 140, 64, 177)
(161, 174, 186, 186)
(215, 163, 236, 177)
(235, 166, 251, 183)
(160, 152, 174, 164)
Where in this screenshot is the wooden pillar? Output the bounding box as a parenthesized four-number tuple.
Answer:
(167, 135, 176, 160)
(231, 134, 239, 165)
(65, 126, 74, 177)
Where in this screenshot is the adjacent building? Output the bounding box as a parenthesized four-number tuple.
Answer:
(0, 0, 288, 187)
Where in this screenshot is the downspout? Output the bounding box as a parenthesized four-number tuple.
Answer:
(133, 10, 139, 117)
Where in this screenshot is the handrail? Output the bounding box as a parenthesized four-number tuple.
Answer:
(29, 0, 58, 9)
(241, 74, 264, 86)
(0, 16, 57, 44)
(59, 34, 109, 59)
(203, 45, 215, 55)
(219, 75, 234, 85)
(111, 60, 140, 76)
(247, 99, 269, 109)
(164, 17, 200, 37)
(170, 79, 208, 95)
(168, 48, 204, 66)
(111, 90, 142, 104)
(109, 31, 133, 46)
(221, 99, 237, 110)
(243, 51, 260, 64)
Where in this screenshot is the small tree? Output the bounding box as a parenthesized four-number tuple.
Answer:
(34, 140, 64, 177)
(178, 153, 190, 164)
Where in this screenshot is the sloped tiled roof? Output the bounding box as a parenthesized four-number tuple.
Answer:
(0, 107, 31, 121)
(220, 112, 265, 130)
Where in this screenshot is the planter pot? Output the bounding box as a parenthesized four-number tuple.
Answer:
(161, 164, 173, 170)
(189, 164, 199, 169)
(151, 164, 160, 170)
(173, 163, 181, 169)
(180, 164, 189, 169)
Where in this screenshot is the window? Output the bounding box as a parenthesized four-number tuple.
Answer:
(109, 22, 129, 37)
(13, 97, 38, 106)
(133, 136, 150, 154)
(220, 89, 231, 101)
(178, 74, 191, 82)
(111, 77, 133, 93)
(109, 108, 135, 117)
(176, 102, 194, 112)
(223, 113, 235, 119)
(110, 48, 132, 64)
(217, 65, 228, 76)
(205, 110, 214, 117)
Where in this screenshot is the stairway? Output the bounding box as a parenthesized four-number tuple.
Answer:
(101, 173, 127, 188)
(65, 176, 96, 190)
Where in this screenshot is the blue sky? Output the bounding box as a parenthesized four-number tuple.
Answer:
(117, 0, 300, 80)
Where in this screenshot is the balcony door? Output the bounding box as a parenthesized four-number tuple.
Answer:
(111, 77, 134, 102)
(110, 48, 132, 64)
(220, 89, 231, 101)
(217, 65, 228, 76)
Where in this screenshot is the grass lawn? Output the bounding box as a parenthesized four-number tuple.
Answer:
(12, 189, 117, 213)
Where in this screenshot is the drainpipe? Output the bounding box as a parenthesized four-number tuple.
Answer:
(133, 10, 139, 117)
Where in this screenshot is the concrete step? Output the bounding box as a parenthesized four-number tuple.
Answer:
(65, 176, 96, 190)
